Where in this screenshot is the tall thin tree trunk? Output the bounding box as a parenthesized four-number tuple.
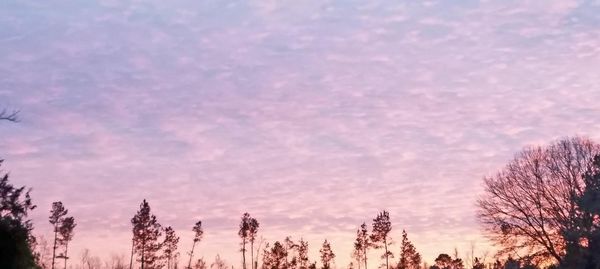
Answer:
(384, 239, 388, 269)
(364, 248, 367, 269)
(188, 241, 196, 269)
(52, 225, 58, 269)
(251, 241, 254, 269)
(64, 243, 69, 269)
(130, 239, 134, 269)
(242, 240, 247, 269)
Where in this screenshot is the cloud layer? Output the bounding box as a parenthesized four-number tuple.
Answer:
(2, 0, 600, 266)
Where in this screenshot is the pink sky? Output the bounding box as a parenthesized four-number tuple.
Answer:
(2, 0, 600, 267)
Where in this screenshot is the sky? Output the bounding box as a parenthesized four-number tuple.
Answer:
(2, 0, 600, 267)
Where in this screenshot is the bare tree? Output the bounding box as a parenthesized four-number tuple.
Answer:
(0, 108, 19, 122)
(194, 258, 207, 269)
(35, 236, 52, 269)
(477, 137, 600, 266)
(211, 255, 228, 269)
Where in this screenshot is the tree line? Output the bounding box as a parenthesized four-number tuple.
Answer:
(1, 111, 599, 269)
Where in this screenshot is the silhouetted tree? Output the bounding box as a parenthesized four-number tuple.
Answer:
(354, 223, 370, 269)
(397, 230, 421, 269)
(240, 213, 252, 269)
(249, 217, 260, 269)
(477, 137, 600, 266)
(131, 199, 163, 269)
(187, 220, 204, 269)
(319, 239, 335, 269)
(163, 226, 180, 269)
(351, 246, 362, 269)
(262, 242, 287, 269)
(298, 238, 309, 269)
(194, 258, 207, 269)
(503, 257, 518, 269)
(579, 155, 600, 269)
(430, 253, 463, 269)
(49, 202, 68, 269)
(284, 236, 298, 269)
(59, 216, 76, 269)
(0, 160, 37, 269)
(471, 258, 484, 269)
(0, 108, 19, 122)
(371, 211, 392, 269)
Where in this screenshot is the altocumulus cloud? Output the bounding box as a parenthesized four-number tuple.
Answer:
(1, 0, 600, 264)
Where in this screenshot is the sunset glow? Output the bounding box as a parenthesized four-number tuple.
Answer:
(2, 1, 600, 269)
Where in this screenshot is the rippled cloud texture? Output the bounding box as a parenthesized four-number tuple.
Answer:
(2, 0, 600, 265)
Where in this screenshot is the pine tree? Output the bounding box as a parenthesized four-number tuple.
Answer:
(397, 230, 421, 269)
(59, 216, 76, 269)
(298, 238, 309, 269)
(284, 236, 299, 269)
(49, 201, 68, 269)
(249, 217, 260, 269)
(370, 211, 392, 269)
(131, 199, 163, 269)
(163, 226, 180, 269)
(0, 160, 37, 269)
(262, 241, 287, 269)
(239, 213, 252, 269)
(354, 223, 370, 269)
(187, 220, 204, 269)
(319, 239, 335, 269)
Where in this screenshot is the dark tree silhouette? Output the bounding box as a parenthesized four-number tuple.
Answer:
(471, 257, 484, 269)
(397, 230, 421, 269)
(579, 154, 600, 269)
(59, 216, 76, 269)
(319, 239, 335, 269)
(298, 238, 309, 269)
(353, 223, 370, 269)
(131, 199, 163, 269)
(163, 226, 179, 269)
(477, 137, 600, 266)
(262, 241, 287, 269)
(0, 108, 19, 122)
(49, 201, 68, 269)
(370, 211, 392, 269)
(249, 217, 260, 269)
(284, 236, 298, 269)
(429, 253, 464, 269)
(194, 258, 207, 269)
(239, 213, 252, 269)
(0, 160, 37, 269)
(187, 220, 204, 269)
